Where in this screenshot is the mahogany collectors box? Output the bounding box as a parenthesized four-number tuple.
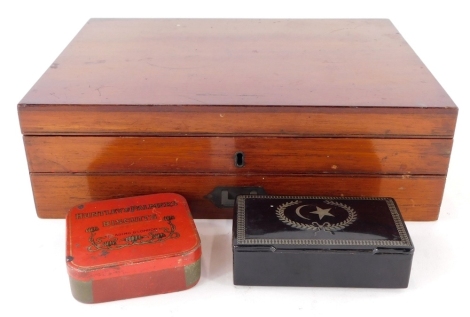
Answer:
(19, 19, 457, 220)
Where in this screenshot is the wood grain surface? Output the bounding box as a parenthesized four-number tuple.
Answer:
(25, 136, 452, 174)
(19, 19, 457, 222)
(19, 19, 456, 109)
(30, 174, 446, 221)
(18, 19, 457, 136)
(19, 105, 457, 137)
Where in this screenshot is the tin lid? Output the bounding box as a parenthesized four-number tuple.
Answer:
(66, 193, 200, 279)
(233, 196, 413, 252)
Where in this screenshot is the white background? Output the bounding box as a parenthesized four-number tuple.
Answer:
(1, 1, 469, 316)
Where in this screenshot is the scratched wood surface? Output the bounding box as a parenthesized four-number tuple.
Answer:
(30, 174, 446, 220)
(19, 106, 457, 137)
(19, 19, 456, 109)
(18, 19, 457, 136)
(18, 19, 457, 221)
(25, 136, 452, 174)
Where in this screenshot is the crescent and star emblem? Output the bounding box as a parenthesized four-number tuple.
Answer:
(276, 200, 357, 232)
(295, 205, 335, 220)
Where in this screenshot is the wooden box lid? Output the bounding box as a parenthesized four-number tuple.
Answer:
(18, 19, 457, 137)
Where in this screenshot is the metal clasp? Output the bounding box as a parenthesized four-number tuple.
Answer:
(205, 186, 267, 208)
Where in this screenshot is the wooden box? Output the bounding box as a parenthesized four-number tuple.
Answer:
(18, 19, 457, 220)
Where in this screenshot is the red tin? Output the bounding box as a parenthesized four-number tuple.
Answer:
(66, 193, 201, 303)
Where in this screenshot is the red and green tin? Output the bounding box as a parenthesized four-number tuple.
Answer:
(66, 193, 201, 303)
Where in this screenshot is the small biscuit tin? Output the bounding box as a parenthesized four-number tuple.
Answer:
(233, 195, 414, 288)
(66, 193, 201, 303)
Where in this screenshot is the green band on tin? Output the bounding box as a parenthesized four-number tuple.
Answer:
(184, 259, 201, 287)
(69, 277, 93, 303)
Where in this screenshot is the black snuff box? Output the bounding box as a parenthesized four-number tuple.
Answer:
(232, 196, 414, 288)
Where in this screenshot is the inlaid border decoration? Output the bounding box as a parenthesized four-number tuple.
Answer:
(236, 196, 412, 247)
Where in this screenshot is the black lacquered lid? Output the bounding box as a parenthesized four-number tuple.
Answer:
(233, 196, 413, 251)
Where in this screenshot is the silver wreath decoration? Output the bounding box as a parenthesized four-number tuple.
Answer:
(276, 200, 357, 232)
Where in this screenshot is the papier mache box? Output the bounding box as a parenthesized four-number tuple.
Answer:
(233, 195, 414, 288)
(66, 193, 201, 303)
